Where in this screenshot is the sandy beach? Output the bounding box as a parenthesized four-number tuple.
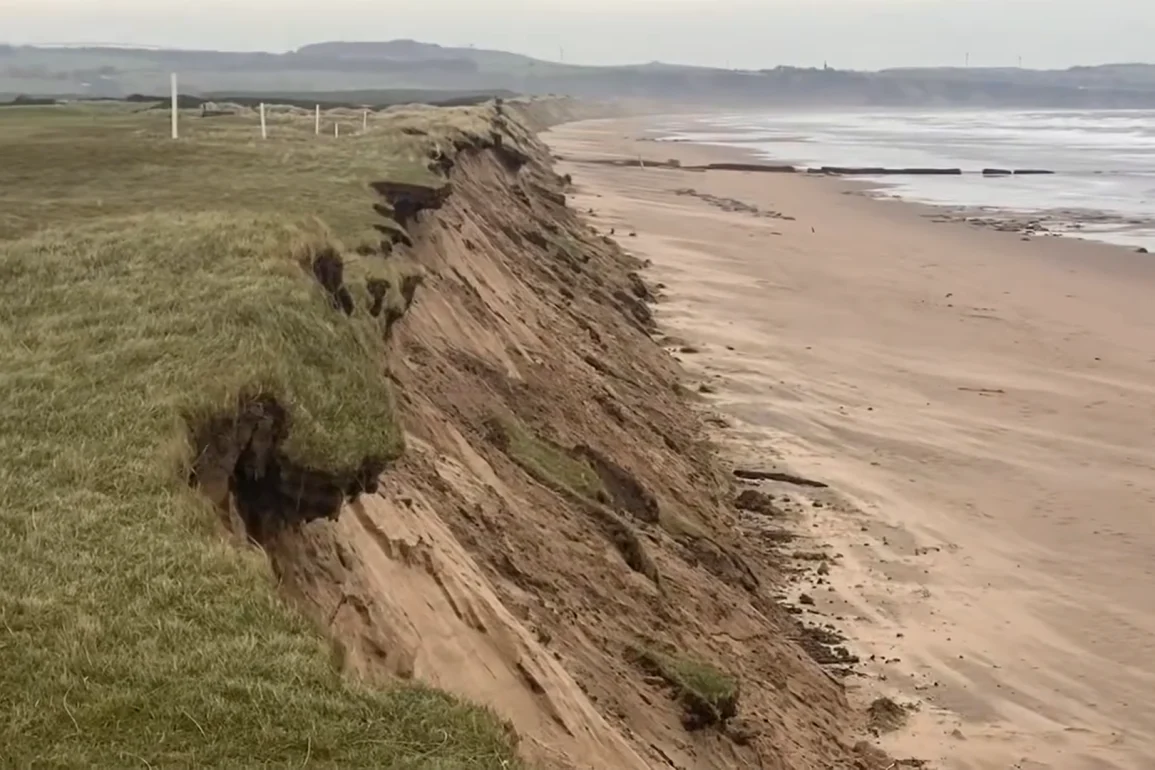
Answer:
(548, 118, 1155, 770)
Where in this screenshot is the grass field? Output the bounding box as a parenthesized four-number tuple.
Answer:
(0, 101, 523, 767)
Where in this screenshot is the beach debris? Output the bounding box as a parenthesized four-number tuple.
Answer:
(810, 165, 1054, 177)
(791, 550, 834, 562)
(957, 387, 1005, 395)
(733, 468, 830, 488)
(793, 623, 859, 666)
(867, 697, 911, 734)
(580, 157, 797, 173)
(700, 162, 797, 173)
(734, 489, 785, 517)
(814, 166, 962, 176)
(673, 188, 794, 220)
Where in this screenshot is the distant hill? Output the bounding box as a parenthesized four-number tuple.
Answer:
(293, 40, 541, 72)
(4, 39, 1155, 108)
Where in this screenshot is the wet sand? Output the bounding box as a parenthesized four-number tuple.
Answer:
(548, 118, 1155, 770)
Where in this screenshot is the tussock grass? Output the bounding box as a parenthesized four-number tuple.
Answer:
(633, 646, 739, 728)
(490, 416, 605, 500)
(0, 103, 521, 767)
(486, 416, 658, 581)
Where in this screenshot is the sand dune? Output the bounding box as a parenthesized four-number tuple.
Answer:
(549, 118, 1155, 770)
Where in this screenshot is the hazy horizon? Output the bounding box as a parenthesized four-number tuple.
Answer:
(5, 0, 1155, 72)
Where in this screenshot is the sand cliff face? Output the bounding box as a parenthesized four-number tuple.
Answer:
(245, 105, 875, 770)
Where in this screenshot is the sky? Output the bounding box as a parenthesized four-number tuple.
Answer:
(4, 0, 1155, 71)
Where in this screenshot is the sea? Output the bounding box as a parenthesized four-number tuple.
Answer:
(656, 109, 1155, 250)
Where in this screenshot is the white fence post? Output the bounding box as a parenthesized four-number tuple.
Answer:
(170, 73, 179, 139)
(314, 105, 320, 135)
(334, 122, 340, 138)
(362, 109, 368, 133)
(259, 103, 267, 140)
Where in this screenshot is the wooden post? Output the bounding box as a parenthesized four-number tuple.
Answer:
(362, 109, 368, 133)
(334, 122, 339, 138)
(170, 73, 179, 139)
(315, 105, 320, 135)
(259, 103, 267, 139)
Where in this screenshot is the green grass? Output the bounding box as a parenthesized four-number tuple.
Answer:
(0, 102, 522, 767)
(633, 647, 739, 727)
(0, 101, 489, 243)
(493, 416, 605, 500)
(487, 415, 659, 582)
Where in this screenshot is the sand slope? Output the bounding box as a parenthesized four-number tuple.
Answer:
(250, 119, 887, 769)
(549, 119, 1155, 770)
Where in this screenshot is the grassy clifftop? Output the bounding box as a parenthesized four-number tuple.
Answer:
(0, 101, 521, 767)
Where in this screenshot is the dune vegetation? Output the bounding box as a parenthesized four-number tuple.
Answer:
(0, 101, 522, 768)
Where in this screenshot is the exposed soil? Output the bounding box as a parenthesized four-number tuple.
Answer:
(189, 392, 384, 546)
(370, 179, 452, 228)
(191, 108, 888, 770)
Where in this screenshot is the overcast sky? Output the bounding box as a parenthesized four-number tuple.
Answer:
(5, 0, 1155, 71)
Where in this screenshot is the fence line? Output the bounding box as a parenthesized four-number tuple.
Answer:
(166, 73, 374, 141)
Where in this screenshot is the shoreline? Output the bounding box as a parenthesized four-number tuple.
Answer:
(598, 115, 1155, 281)
(648, 119, 1155, 253)
(548, 116, 1155, 770)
